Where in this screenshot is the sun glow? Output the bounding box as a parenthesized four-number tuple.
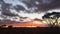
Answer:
(13, 26, 37, 28)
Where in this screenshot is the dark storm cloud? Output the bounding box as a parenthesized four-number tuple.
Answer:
(22, 0, 36, 8)
(0, 0, 18, 16)
(1, 3, 12, 16)
(22, 0, 60, 12)
(0, 0, 60, 16)
(14, 5, 25, 12)
(38, 0, 60, 11)
(0, 0, 4, 3)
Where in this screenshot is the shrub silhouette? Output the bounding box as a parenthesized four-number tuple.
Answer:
(8, 25, 13, 28)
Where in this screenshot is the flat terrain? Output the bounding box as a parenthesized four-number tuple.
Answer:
(0, 27, 60, 34)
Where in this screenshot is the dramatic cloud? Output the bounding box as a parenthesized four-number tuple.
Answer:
(14, 5, 25, 12)
(0, 0, 60, 15)
(22, 0, 60, 11)
(0, 0, 15, 16)
(0, 0, 60, 24)
(0, 0, 60, 14)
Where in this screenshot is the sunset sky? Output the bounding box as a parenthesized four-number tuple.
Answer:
(0, 0, 60, 27)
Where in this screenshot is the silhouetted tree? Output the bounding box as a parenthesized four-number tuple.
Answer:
(42, 12, 60, 27)
(1, 24, 7, 28)
(8, 25, 13, 28)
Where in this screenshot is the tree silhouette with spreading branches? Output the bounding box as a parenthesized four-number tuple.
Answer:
(42, 12, 60, 27)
